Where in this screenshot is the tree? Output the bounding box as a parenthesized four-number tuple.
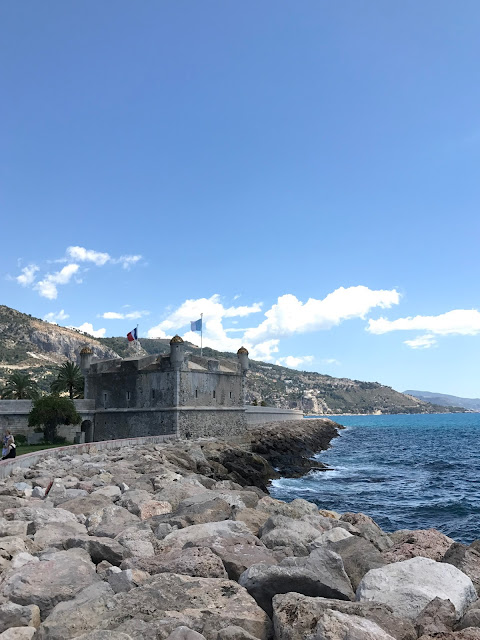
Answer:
(1, 372, 39, 399)
(28, 395, 81, 443)
(260, 400, 267, 406)
(252, 398, 258, 406)
(50, 361, 84, 399)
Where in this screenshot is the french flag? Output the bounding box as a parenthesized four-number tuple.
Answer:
(127, 327, 138, 342)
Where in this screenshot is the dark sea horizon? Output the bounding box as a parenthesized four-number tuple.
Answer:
(270, 413, 480, 544)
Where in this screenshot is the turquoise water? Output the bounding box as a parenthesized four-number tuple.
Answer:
(270, 413, 480, 544)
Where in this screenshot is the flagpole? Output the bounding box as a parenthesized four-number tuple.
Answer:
(200, 313, 203, 356)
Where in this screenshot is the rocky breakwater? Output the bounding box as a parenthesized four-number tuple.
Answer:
(0, 422, 479, 639)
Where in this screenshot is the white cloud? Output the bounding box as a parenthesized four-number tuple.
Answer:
(276, 355, 314, 369)
(44, 309, 69, 323)
(71, 322, 106, 338)
(100, 310, 150, 320)
(16, 264, 39, 287)
(404, 334, 437, 349)
(368, 309, 480, 336)
(321, 358, 341, 365)
(35, 264, 80, 299)
(244, 287, 400, 344)
(146, 287, 400, 360)
(114, 255, 142, 270)
(147, 294, 263, 353)
(66, 246, 110, 266)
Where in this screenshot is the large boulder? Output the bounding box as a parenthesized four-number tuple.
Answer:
(3, 506, 78, 534)
(86, 505, 140, 538)
(37, 573, 272, 640)
(443, 543, 480, 596)
(357, 557, 478, 620)
(239, 548, 354, 616)
(64, 535, 131, 565)
(51, 494, 113, 517)
(414, 597, 457, 636)
(121, 546, 228, 578)
(328, 535, 386, 591)
(1, 549, 100, 618)
(114, 525, 155, 558)
(272, 592, 417, 640)
(33, 522, 88, 550)
(340, 513, 392, 551)
(162, 520, 277, 580)
(256, 497, 318, 519)
(0, 602, 40, 634)
(383, 529, 455, 563)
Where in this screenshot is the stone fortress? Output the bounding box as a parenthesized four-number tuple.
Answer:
(0, 337, 303, 443)
(80, 336, 251, 443)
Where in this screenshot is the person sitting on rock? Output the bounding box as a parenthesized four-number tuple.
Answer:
(1, 431, 16, 460)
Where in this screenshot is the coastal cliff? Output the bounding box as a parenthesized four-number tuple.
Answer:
(1, 424, 480, 639)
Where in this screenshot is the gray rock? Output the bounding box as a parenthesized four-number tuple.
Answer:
(49, 581, 114, 616)
(114, 525, 155, 558)
(444, 543, 480, 596)
(309, 527, 353, 548)
(256, 496, 318, 518)
(32, 486, 46, 498)
(86, 505, 140, 538)
(121, 546, 228, 578)
(340, 512, 393, 551)
(272, 592, 417, 640)
(329, 535, 386, 591)
(33, 521, 88, 550)
(239, 548, 354, 616)
(60, 494, 114, 517)
(458, 602, 480, 630)
(415, 597, 456, 636)
(0, 520, 30, 538)
(4, 506, 78, 534)
(37, 573, 272, 640)
(417, 631, 480, 640)
(216, 627, 261, 640)
(76, 633, 133, 640)
(0, 628, 36, 639)
(162, 519, 277, 580)
(357, 556, 478, 620)
(0, 537, 28, 560)
(383, 528, 455, 563)
(65, 535, 131, 565)
(1, 548, 100, 618)
(108, 568, 150, 593)
(118, 489, 153, 515)
(0, 602, 40, 634)
(165, 626, 206, 639)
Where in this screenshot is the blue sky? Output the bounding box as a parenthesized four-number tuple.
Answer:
(2, 1, 480, 397)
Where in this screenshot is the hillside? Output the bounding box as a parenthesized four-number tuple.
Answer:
(405, 390, 480, 412)
(0, 305, 461, 414)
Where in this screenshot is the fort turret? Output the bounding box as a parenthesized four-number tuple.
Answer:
(170, 335, 185, 370)
(79, 346, 93, 374)
(237, 346, 249, 374)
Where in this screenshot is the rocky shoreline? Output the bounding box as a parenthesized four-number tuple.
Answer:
(0, 419, 480, 639)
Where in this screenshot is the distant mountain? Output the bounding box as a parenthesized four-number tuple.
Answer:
(0, 305, 463, 414)
(405, 390, 480, 412)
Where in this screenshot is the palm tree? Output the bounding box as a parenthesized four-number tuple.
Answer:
(50, 361, 84, 399)
(1, 372, 39, 399)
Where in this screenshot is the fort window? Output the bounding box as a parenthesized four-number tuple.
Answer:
(195, 390, 198, 398)
(103, 393, 108, 409)
(229, 391, 232, 399)
(152, 389, 155, 399)
(213, 390, 216, 399)
(126, 391, 130, 407)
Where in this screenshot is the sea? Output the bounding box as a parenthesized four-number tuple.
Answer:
(269, 413, 480, 544)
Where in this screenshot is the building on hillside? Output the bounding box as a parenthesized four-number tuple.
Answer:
(79, 337, 250, 442)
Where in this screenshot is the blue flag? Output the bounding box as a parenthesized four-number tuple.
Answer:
(190, 318, 202, 332)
